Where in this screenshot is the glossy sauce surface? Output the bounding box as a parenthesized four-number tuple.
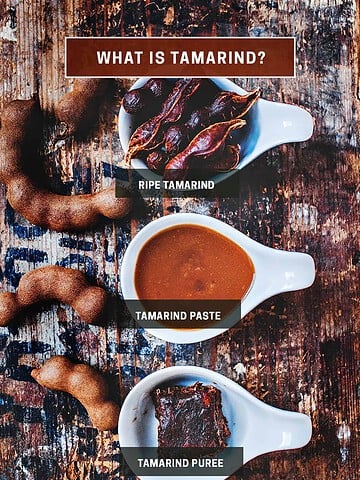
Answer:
(135, 224, 255, 300)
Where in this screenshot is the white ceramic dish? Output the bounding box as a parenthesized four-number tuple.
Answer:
(118, 366, 312, 480)
(118, 77, 314, 181)
(120, 213, 315, 343)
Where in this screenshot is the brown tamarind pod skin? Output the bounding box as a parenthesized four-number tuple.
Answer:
(0, 266, 108, 327)
(0, 98, 132, 231)
(31, 356, 120, 431)
(54, 79, 111, 136)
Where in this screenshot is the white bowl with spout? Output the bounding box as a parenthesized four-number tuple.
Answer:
(118, 366, 312, 480)
(120, 213, 315, 343)
(118, 77, 314, 181)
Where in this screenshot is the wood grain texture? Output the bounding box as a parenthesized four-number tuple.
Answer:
(0, 0, 359, 479)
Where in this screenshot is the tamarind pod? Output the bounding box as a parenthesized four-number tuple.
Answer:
(31, 356, 120, 431)
(0, 266, 108, 327)
(7, 175, 132, 231)
(125, 78, 202, 163)
(162, 79, 203, 124)
(54, 79, 111, 136)
(164, 118, 246, 180)
(0, 98, 132, 231)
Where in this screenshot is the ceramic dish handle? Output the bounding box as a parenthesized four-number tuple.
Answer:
(254, 101, 314, 156)
(246, 249, 316, 316)
(267, 250, 315, 295)
(258, 410, 313, 457)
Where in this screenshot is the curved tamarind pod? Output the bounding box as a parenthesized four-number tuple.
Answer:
(0, 98, 132, 231)
(0, 266, 108, 327)
(54, 79, 111, 136)
(31, 356, 120, 431)
(7, 174, 132, 231)
(164, 117, 246, 180)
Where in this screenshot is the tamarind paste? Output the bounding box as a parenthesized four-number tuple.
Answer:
(134, 225, 254, 301)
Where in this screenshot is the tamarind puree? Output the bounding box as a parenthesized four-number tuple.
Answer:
(134, 225, 254, 303)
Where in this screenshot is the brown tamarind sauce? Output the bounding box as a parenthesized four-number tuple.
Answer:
(134, 225, 254, 301)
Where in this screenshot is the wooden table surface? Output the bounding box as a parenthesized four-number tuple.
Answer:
(0, 1, 359, 479)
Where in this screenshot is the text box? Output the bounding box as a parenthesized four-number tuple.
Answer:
(66, 37, 295, 78)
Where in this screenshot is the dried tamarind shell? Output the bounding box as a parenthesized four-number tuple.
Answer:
(161, 87, 260, 171)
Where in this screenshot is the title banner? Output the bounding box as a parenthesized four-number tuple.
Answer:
(65, 37, 295, 78)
